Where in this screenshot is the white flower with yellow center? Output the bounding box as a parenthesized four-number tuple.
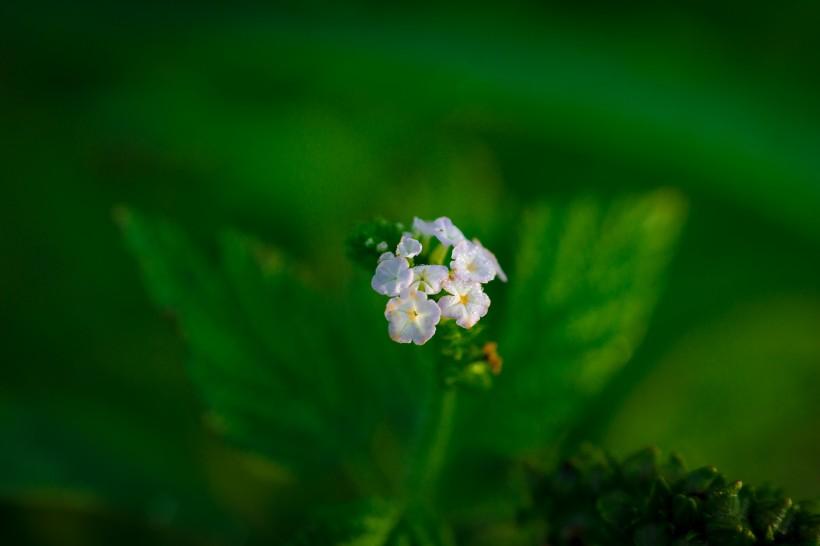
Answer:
(450, 240, 496, 283)
(438, 278, 490, 329)
(384, 288, 442, 345)
(368, 215, 505, 343)
(410, 265, 449, 294)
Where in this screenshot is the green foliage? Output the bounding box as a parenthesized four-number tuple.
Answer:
(346, 219, 408, 272)
(117, 208, 464, 542)
(118, 208, 363, 475)
(287, 497, 462, 546)
(3, 2, 820, 543)
(433, 321, 496, 390)
(453, 189, 688, 457)
(117, 194, 689, 542)
(527, 445, 820, 546)
(287, 498, 402, 546)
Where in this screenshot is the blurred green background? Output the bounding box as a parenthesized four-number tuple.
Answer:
(2, 2, 820, 544)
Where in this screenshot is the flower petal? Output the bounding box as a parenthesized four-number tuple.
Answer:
(396, 235, 422, 259)
(410, 264, 450, 294)
(439, 279, 490, 328)
(413, 216, 465, 247)
(385, 288, 441, 345)
(451, 240, 496, 283)
(371, 256, 413, 296)
(473, 238, 507, 282)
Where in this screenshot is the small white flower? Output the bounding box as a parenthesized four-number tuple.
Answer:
(450, 240, 496, 283)
(396, 235, 422, 259)
(410, 265, 449, 294)
(376, 241, 389, 252)
(372, 256, 413, 296)
(413, 216, 466, 247)
(438, 278, 490, 329)
(472, 238, 507, 283)
(384, 288, 441, 345)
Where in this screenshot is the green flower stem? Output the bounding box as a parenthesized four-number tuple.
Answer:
(374, 380, 456, 546)
(405, 380, 458, 505)
(418, 385, 457, 500)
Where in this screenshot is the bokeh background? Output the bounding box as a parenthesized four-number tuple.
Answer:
(2, 2, 820, 544)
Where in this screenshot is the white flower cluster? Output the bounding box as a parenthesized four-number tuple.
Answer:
(371, 217, 506, 345)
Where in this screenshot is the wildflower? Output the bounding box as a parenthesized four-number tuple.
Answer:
(385, 288, 442, 345)
(396, 235, 422, 259)
(410, 265, 449, 295)
(413, 217, 465, 247)
(438, 278, 490, 329)
(372, 256, 413, 296)
(372, 235, 423, 295)
(450, 240, 497, 283)
(363, 215, 504, 347)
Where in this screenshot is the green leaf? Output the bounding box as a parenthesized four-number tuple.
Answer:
(528, 446, 820, 546)
(286, 497, 462, 546)
(118, 208, 447, 510)
(117, 209, 362, 475)
(453, 190, 687, 457)
(287, 498, 402, 546)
